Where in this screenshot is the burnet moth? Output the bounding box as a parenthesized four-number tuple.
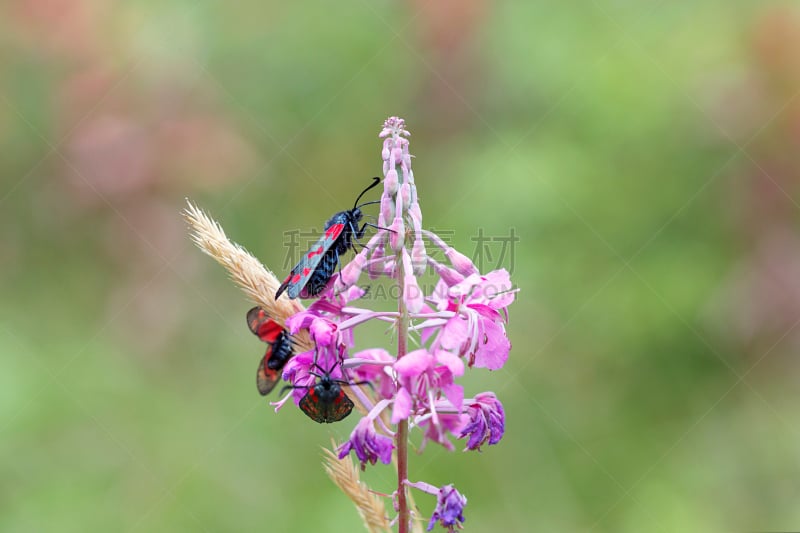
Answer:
(246, 307, 294, 395)
(281, 358, 368, 423)
(297, 363, 356, 424)
(275, 177, 383, 300)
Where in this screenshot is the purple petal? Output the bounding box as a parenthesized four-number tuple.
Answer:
(459, 392, 505, 450)
(427, 484, 467, 531)
(338, 418, 394, 467)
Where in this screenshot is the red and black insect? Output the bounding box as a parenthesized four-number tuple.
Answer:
(289, 361, 360, 424)
(299, 375, 354, 424)
(247, 306, 294, 395)
(275, 177, 383, 300)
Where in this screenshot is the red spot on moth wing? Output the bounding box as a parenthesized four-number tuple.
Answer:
(256, 320, 283, 343)
(328, 394, 354, 422)
(291, 273, 302, 283)
(299, 392, 323, 422)
(302, 267, 311, 276)
(307, 245, 325, 258)
(247, 306, 284, 343)
(325, 223, 344, 239)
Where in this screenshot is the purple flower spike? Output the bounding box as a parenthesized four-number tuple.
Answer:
(338, 417, 394, 469)
(427, 484, 467, 532)
(253, 117, 516, 529)
(458, 392, 505, 451)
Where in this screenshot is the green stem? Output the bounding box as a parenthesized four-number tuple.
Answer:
(396, 259, 410, 533)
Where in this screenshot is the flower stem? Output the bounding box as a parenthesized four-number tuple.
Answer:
(396, 260, 410, 533)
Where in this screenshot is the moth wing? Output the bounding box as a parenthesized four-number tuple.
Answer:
(256, 347, 281, 396)
(246, 306, 285, 344)
(275, 224, 345, 300)
(324, 390, 355, 423)
(246, 306, 266, 335)
(298, 390, 325, 423)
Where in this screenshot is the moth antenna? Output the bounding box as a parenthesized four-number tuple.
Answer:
(352, 177, 381, 210)
(355, 199, 381, 209)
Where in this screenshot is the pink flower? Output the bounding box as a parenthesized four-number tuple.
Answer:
(351, 348, 396, 400)
(417, 412, 467, 452)
(338, 417, 394, 469)
(429, 269, 515, 370)
(281, 347, 343, 406)
(392, 349, 464, 424)
(458, 392, 505, 451)
(280, 350, 317, 405)
(427, 484, 467, 532)
(406, 480, 468, 532)
(285, 285, 367, 348)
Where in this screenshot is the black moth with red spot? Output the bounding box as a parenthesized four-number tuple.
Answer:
(247, 307, 294, 395)
(275, 177, 382, 300)
(297, 363, 355, 424)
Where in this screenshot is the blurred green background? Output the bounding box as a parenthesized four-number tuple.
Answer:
(3, 1, 800, 531)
